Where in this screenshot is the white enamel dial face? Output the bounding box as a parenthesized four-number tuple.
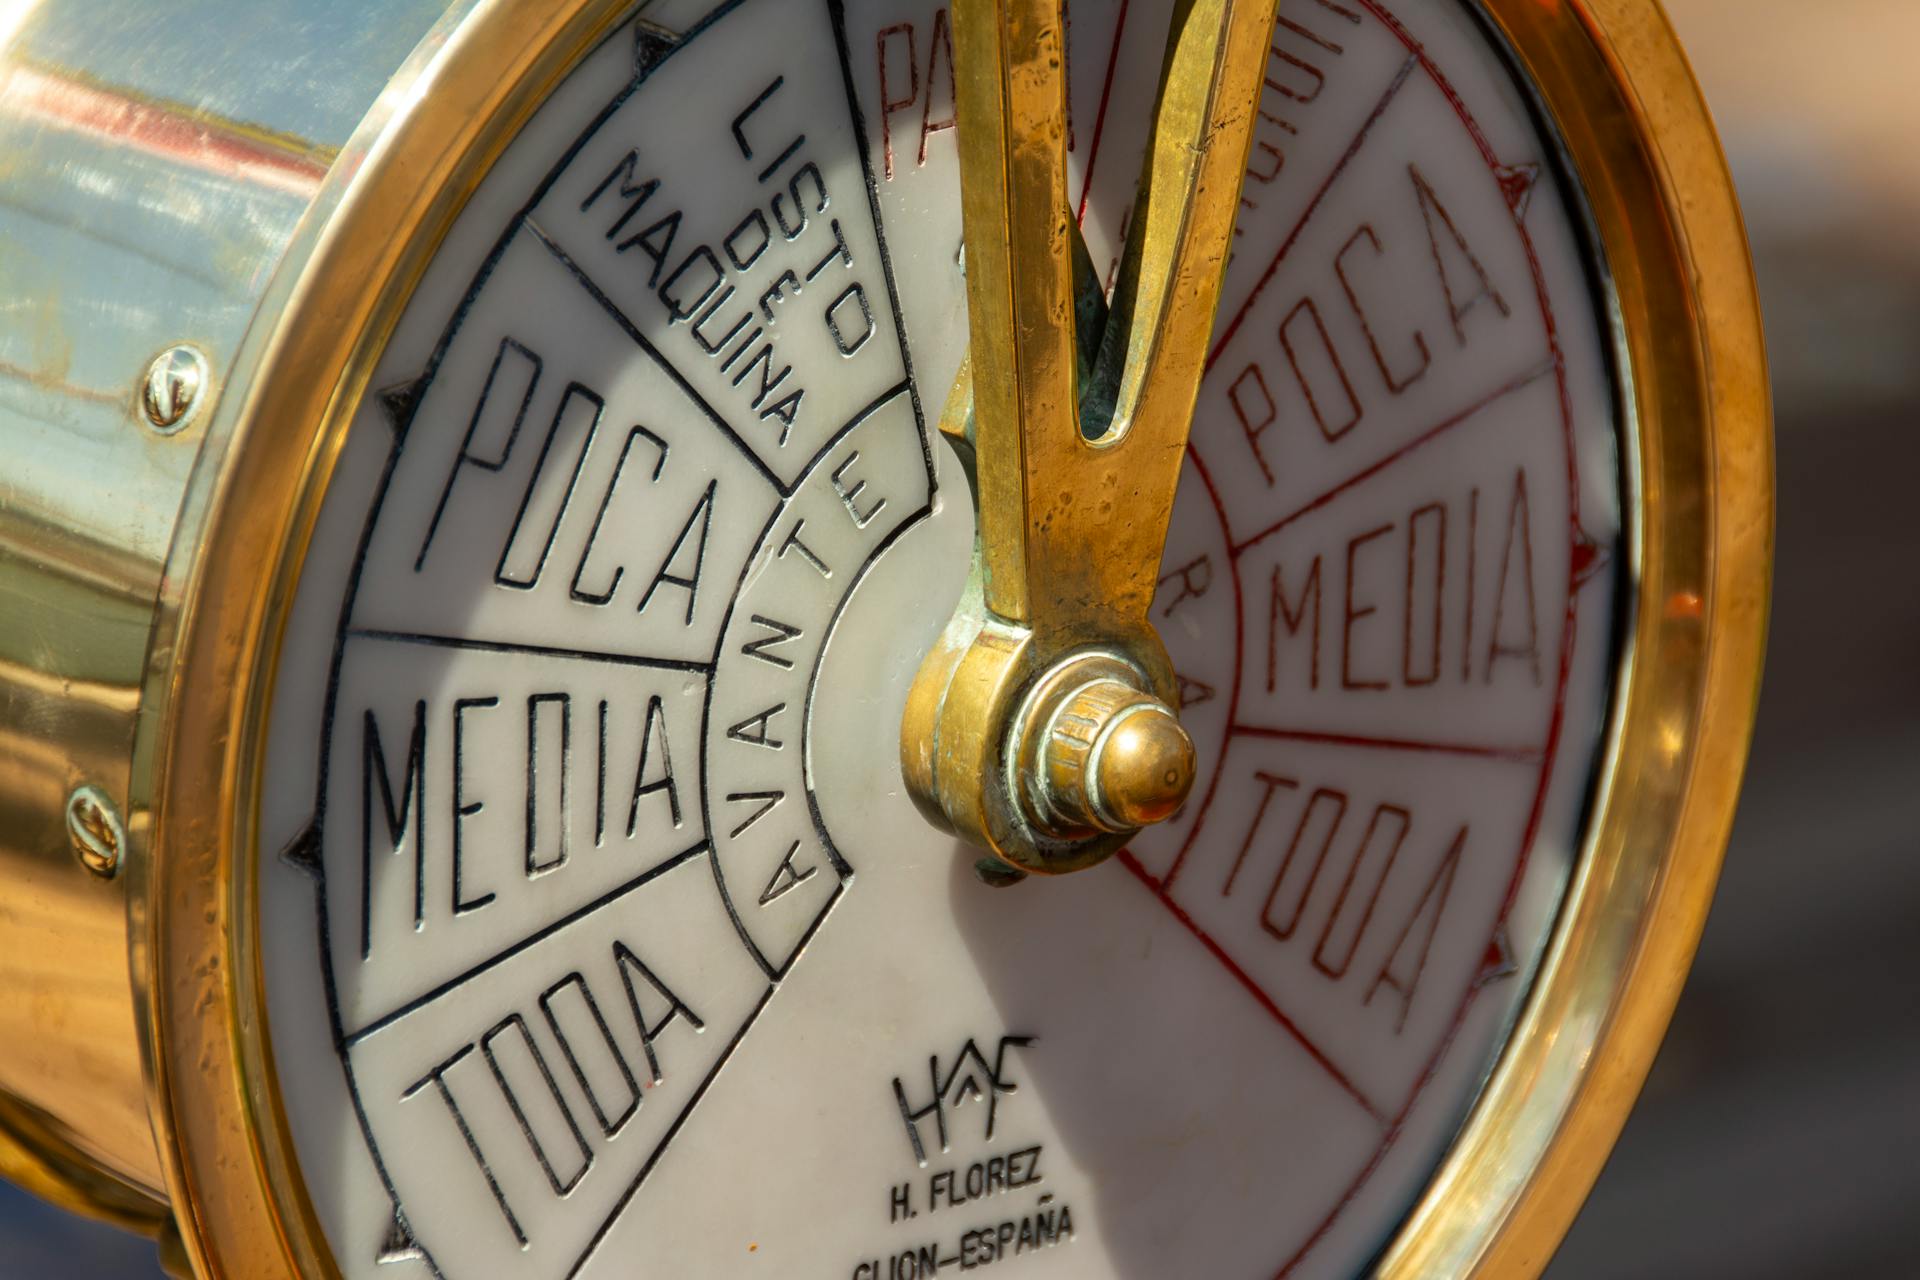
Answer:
(257, 2, 1625, 1277)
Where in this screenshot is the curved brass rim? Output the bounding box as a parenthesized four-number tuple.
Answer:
(133, 2, 633, 1275)
(130, 0, 1770, 1276)
(1379, 1, 1771, 1274)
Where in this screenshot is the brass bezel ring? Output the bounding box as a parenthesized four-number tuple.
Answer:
(1378, 0, 1771, 1273)
(129, 0, 1769, 1276)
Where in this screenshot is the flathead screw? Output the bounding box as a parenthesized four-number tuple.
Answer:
(67, 786, 125, 879)
(140, 345, 208, 434)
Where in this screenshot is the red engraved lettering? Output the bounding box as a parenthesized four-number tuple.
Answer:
(1365, 825, 1467, 1032)
(1228, 362, 1278, 485)
(1281, 297, 1362, 443)
(1261, 789, 1347, 941)
(1311, 804, 1410, 979)
(1403, 502, 1445, 687)
(1266, 48, 1326, 104)
(1268, 557, 1322, 693)
(1486, 469, 1541, 686)
(1336, 224, 1431, 394)
(1412, 165, 1512, 342)
(1157, 553, 1213, 620)
(1342, 524, 1392, 691)
(876, 24, 918, 181)
(1222, 772, 1299, 896)
(1246, 110, 1292, 185)
(1176, 675, 1217, 710)
(919, 9, 957, 167)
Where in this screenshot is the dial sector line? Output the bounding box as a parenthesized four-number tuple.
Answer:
(1073, 0, 1132, 224)
(1115, 849, 1388, 1122)
(1206, 51, 1417, 371)
(1229, 723, 1546, 765)
(339, 840, 710, 1047)
(525, 217, 788, 498)
(1228, 355, 1556, 557)
(344, 626, 714, 674)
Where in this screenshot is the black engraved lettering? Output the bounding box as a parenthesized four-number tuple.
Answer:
(361, 700, 427, 959)
(614, 942, 704, 1084)
(540, 973, 641, 1139)
(524, 693, 571, 878)
(805, 217, 853, 283)
(659, 245, 724, 324)
(825, 281, 875, 356)
(496, 381, 602, 589)
(617, 208, 682, 282)
(636, 479, 715, 624)
(480, 1013, 592, 1196)
(741, 615, 803, 669)
(690, 285, 750, 355)
(830, 451, 886, 528)
(892, 1036, 1032, 1166)
(569, 425, 669, 607)
(451, 696, 499, 915)
(757, 840, 818, 906)
(724, 207, 772, 270)
(731, 76, 805, 183)
(402, 1046, 526, 1246)
(726, 789, 784, 840)
(626, 694, 682, 837)
(726, 704, 786, 750)
(777, 519, 831, 578)
(595, 699, 609, 846)
(418, 337, 542, 571)
(581, 150, 661, 243)
(759, 269, 802, 322)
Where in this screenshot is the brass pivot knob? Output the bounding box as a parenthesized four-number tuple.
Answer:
(1031, 673, 1197, 837)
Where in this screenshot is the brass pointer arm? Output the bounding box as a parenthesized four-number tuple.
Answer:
(954, 0, 1273, 628)
(904, 0, 1272, 878)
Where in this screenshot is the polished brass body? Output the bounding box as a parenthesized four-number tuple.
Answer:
(0, 1, 1768, 1277)
(899, 0, 1270, 875)
(0, 0, 448, 1243)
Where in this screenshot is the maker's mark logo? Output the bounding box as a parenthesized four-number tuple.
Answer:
(891, 1035, 1034, 1166)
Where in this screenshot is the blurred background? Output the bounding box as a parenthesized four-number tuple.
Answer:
(0, 0, 1914, 1276)
(1554, 1, 1920, 1275)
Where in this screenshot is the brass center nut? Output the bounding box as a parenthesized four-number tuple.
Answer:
(1033, 676, 1196, 835)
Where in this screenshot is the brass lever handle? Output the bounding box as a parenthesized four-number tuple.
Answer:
(955, 0, 1273, 626)
(904, 0, 1271, 878)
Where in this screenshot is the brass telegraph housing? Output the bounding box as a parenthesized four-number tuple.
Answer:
(0, 1, 1768, 1276)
